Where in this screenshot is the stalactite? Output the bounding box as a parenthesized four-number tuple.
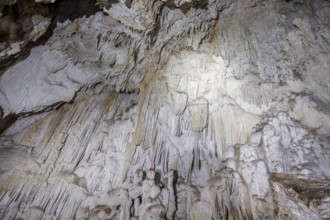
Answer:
(0, 0, 330, 219)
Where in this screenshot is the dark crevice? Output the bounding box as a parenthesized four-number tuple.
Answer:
(0, 114, 18, 135)
(0, 0, 51, 42)
(162, 0, 208, 14)
(97, 0, 120, 10)
(48, 0, 101, 25)
(149, 4, 165, 47)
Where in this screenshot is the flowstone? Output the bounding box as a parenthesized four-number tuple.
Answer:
(0, 0, 329, 219)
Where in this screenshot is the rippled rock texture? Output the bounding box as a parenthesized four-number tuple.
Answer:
(0, 0, 330, 219)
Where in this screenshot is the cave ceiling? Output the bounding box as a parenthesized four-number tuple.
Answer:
(0, 0, 330, 219)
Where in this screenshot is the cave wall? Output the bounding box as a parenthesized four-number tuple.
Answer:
(0, 0, 330, 219)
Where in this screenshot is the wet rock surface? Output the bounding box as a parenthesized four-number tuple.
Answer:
(0, 0, 329, 219)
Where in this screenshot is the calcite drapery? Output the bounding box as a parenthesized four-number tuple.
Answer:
(0, 0, 330, 219)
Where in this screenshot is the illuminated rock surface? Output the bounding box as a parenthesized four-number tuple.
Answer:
(0, 0, 329, 219)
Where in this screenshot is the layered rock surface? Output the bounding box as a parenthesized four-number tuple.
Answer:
(0, 0, 330, 219)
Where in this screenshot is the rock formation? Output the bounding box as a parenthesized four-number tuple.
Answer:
(0, 0, 329, 219)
